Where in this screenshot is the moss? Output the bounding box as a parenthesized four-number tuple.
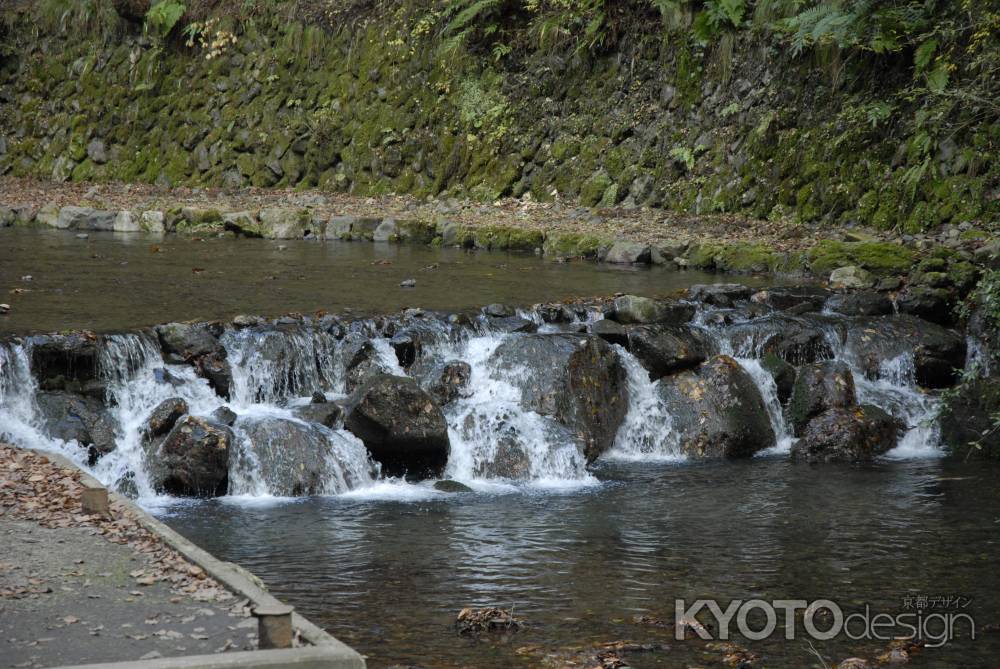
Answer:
(580, 170, 613, 207)
(807, 240, 915, 276)
(506, 228, 545, 252)
(543, 232, 605, 259)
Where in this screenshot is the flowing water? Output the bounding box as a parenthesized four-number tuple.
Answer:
(2, 232, 997, 667)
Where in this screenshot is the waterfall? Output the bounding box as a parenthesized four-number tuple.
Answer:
(606, 346, 682, 460)
(223, 327, 341, 405)
(734, 357, 795, 453)
(857, 353, 942, 459)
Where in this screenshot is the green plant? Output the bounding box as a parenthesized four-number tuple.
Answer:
(145, 0, 186, 38)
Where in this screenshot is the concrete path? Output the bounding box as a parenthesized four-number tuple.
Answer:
(0, 446, 257, 668)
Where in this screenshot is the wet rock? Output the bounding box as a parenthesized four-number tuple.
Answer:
(343, 374, 450, 478)
(788, 361, 857, 433)
(586, 319, 625, 348)
(657, 355, 775, 458)
(211, 406, 238, 427)
(607, 295, 694, 325)
(292, 401, 344, 428)
(484, 303, 514, 317)
(895, 285, 955, 325)
(760, 352, 796, 403)
(687, 283, 752, 307)
(35, 391, 116, 463)
(232, 314, 264, 328)
(751, 285, 829, 311)
(626, 325, 708, 379)
(825, 291, 893, 316)
(194, 352, 232, 400)
(456, 607, 523, 636)
(153, 366, 184, 386)
(727, 315, 834, 364)
(311, 390, 327, 403)
(792, 405, 901, 462)
(485, 315, 538, 334)
(147, 416, 233, 497)
(56, 206, 117, 231)
(27, 333, 99, 392)
(399, 278, 416, 288)
(146, 397, 188, 437)
(830, 266, 874, 289)
(236, 417, 365, 495)
(419, 360, 472, 406)
(434, 479, 474, 493)
(155, 322, 223, 363)
(604, 241, 651, 264)
(489, 334, 628, 461)
(343, 339, 393, 394)
(940, 377, 1000, 459)
(843, 315, 966, 389)
(536, 303, 577, 324)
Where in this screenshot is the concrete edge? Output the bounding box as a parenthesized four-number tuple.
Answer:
(25, 448, 366, 669)
(53, 647, 361, 669)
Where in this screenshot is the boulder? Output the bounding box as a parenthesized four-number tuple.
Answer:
(236, 418, 369, 495)
(607, 295, 695, 325)
(434, 480, 474, 493)
(895, 286, 955, 326)
(155, 322, 223, 363)
(343, 339, 394, 394)
(372, 218, 398, 241)
(940, 377, 1000, 459)
(687, 283, 752, 308)
(292, 401, 344, 428)
(113, 210, 141, 232)
(86, 139, 107, 164)
(604, 241, 651, 264)
(419, 360, 472, 406)
(842, 315, 966, 389)
(56, 206, 116, 231)
(146, 397, 188, 437)
(727, 315, 835, 364)
(792, 405, 901, 462)
(147, 416, 233, 496)
(489, 334, 629, 461)
(824, 291, 893, 316)
(27, 333, 99, 393)
(343, 375, 450, 478)
(257, 207, 311, 239)
(829, 266, 874, 289)
(35, 391, 116, 463)
(626, 325, 708, 379)
(657, 355, 775, 458)
(788, 361, 857, 433)
(591, 318, 629, 346)
(211, 406, 238, 427)
(484, 315, 538, 334)
(751, 285, 830, 312)
(484, 303, 513, 317)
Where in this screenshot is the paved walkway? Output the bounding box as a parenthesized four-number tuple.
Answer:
(0, 445, 256, 668)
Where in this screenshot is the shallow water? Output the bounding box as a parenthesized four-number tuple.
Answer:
(0, 227, 773, 333)
(163, 457, 1000, 668)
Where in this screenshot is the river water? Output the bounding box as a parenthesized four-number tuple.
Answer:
(2, 228, 997, 667)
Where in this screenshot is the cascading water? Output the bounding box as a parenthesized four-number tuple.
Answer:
(0, 298, 964, 506)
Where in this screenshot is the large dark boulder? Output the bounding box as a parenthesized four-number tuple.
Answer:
(342, 338, 395, 394)
(792, 405, 902, 462)
(27, 334, 100, 394)
(235, 418, 370, 495)
(626, 325, 708, 380)
(154, 322, 231, 399)
(147, 416, 233, 496)
(343, 374, 450, 478)
(35, 391, 116, 463)
(726, 315, 834, 364)
(896, 286, 956, 326)
(788, 361, 857, 433)
(607, 295, 694, 325)
(940, 378, 1000, 459)
(488, 334, 628, 461)
(657, 355, 775, 458)
(146, 397, 188, 437)
(842, 315, 966, 389)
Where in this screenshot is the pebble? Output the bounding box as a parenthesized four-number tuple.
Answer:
(0, 304, 9, 314)
(76, 233, 89, 239)
(20, 275, 32, 281)
(399, 278, 416, 288)
(277, 245, 288, 251)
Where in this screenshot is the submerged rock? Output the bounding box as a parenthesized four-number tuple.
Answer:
(688, 283, 752, 307)
(626, 324, 708, 379)
(434, 479, 473, 493)
(788, 361, 857, 433)
(36, 391, 116, 463)
(419, 360, 472, 406)
(292, 401, 344, 428)
(824, 291, 894, 317)
(343, 374, 450, 478)
(147, 416, 233, 497)
(657, 355, 775, 458)
(236, 418, 367, 495)
(792, 405, 901, 462)
(489, 334, 628, 461)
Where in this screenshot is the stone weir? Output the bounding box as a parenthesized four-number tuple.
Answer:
(0, 283, 994, 501)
